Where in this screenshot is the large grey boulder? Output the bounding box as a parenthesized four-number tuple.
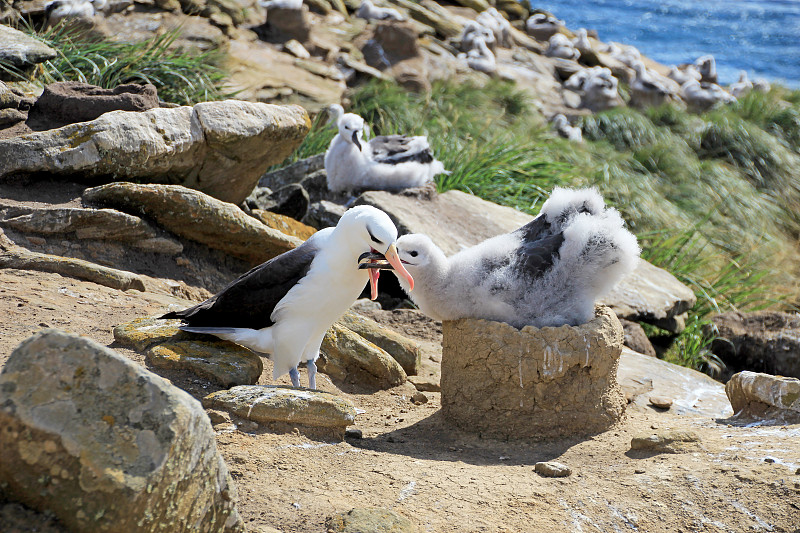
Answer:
(0, 100, 310, 205)
(83, 183, 303, 264)
(726, 371, 800, 422)
(710, 311, 800, 378)
(0, 329, 243, 533)
(0, 26, 57, 70)
(338, 311, 422, 375)
(320, 323, 407, 389)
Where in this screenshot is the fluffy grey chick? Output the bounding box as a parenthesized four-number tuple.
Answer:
(387, 187, 639, 328)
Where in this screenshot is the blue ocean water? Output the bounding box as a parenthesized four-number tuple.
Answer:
(535, 0, 800, 88)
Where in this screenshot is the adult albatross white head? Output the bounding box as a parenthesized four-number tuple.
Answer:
(325, 112, 447, 195)
(162, 205, 414, 389)
(374, 187, 639, 329)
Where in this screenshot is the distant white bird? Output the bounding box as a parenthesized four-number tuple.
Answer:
(607, 42, 641, 68)
(459, 35, 496, 74)
(259, 0, 303, 8)
(681, 79, 736, 111)
(381, 187, 639, 329)
(325, 112, 447, 194)
(356, 0, 405, 22)
(552, 114, 583, 142)
(476, 7, 512, 48)
(630, 61, 678, 108)
(459, 20, 496, 52)
(572, 28, 593, 55)
(667, 64, 701, 86)
(564, 66, 613, 91)
(45, 0, 106, 23)
(695, 55, 717, 84)
(580, 68, 621, 111)
(729, 71, 754, 98)
(325, 103, 344, 126)
(525, 12, 563, 41)
(546, 33, 579, 60)
(753, 77, 771, 93)
(163, 205, 414, 389)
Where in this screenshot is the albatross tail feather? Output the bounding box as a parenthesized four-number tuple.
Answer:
(179, 326, 274, 354)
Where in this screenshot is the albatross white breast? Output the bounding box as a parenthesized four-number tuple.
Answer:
(381, 187, 639, 329)
(325, 112, 447, 194)
(162, 205, 414, 389)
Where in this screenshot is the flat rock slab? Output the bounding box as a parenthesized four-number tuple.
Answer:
(252, 209, 317, 241)
(599, 259, 696, 333)
(710, 311, 800, 378)
(441, 306, 626, 438)
(534, 461, 572, 478)
(0, 100, 310, 205)
(356, 190, 693, 330)
(0, 26, 57, 69)
(114, 316, 262, 387)
(617, 347, 732, 418)
(326, 507, 417, 533)
(84, 183, 302, 264)
(0, 204, 183, 254)
(630, 430, 702, 454)
(726, 371, 800, 423)
(29, 82, 160, 127)
(203, 385, 357, 436)
(0, 329, 242, 533)
(320, 323, 407, 389)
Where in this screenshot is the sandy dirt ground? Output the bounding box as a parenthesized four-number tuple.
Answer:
(2, 265, 800, 533)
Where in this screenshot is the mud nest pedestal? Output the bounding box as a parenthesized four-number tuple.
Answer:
(441, 306, 626, 438)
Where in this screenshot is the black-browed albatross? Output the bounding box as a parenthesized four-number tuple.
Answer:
(163, 205, 414, 389)
(324, 112, 447, 194)
(366, 187, 640, 329)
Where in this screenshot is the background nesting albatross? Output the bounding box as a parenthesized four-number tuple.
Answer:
(162, 205, 414, 389)
(375, 187, 639, 329)
(325, 112, 447, 194)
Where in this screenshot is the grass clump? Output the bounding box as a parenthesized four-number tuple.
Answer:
(0, 24, 228, 105)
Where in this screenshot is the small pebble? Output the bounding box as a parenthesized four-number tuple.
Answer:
(649, 396, 673, 409)
(345, 428, 363, 439)
(796, 467, 800, 475)
(411, 392, 428, 405)
(534, 461, 572, 478)
(634, 469, 645, 474)
(764, 457, 775, 463)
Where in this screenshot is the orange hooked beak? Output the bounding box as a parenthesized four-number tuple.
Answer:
(384, 244, 414, 291)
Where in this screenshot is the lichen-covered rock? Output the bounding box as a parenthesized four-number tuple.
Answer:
(0, 26, 57, 69)
(251, 209, 317, 241)
(0, 100, 310, 205)
(726, 371, 800, 422)
(0, 205, 183, 254)
(338, 311, 422, 375)
(114, 316, 263, 387)
(319, 323, 407, 389)
(0, 329, 243, 533)
(326, 508, 417, 533)
(203, 385, 356, 437)
(83, 183, 302, 264)
(441, 306, 626, 438)
(534, 461, 572, 478)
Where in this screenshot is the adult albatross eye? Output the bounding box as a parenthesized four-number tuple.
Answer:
(366, 226, 383, 246)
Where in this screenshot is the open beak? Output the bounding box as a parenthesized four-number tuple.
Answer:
(352, 130, 362, 151)
(384, 244, 414, 291)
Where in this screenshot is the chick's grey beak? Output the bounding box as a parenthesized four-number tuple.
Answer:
(352, 130, 362, 151)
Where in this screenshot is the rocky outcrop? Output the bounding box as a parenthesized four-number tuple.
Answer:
(338, 311, 422, 375)
(599, 259, 696, 333)
(0, 329, 243, 533)
(0, 100, 310, 206)
(251, 209, 317, 241)
(709, 311, 800, 378)
(725, 371, 800, 422)
(0, 227, 146, 291)
(441, 306, 626, 438)
(619, 318, 656, 357)
(0, 26, 57, 71)
(83, 183, 303, 264)
(203, 385, 357, 439)
(320, 322, 407, 388)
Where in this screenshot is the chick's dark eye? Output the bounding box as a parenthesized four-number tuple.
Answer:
(409, 250, 418, 257)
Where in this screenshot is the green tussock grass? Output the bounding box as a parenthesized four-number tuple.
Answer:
(0, 23, 228, 105)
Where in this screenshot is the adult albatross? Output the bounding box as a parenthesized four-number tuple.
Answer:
(162, 205, 414, 389)
(325, 112, 447, 194)
(369, 187, 639, 329)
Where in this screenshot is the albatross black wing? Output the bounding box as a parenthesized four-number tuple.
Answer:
(516, 232, 565, 280)
(368, 135, 435, 165)
(161, 235, 321, 329)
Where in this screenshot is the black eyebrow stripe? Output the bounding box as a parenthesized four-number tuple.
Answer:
(366, 226, 382, 244)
